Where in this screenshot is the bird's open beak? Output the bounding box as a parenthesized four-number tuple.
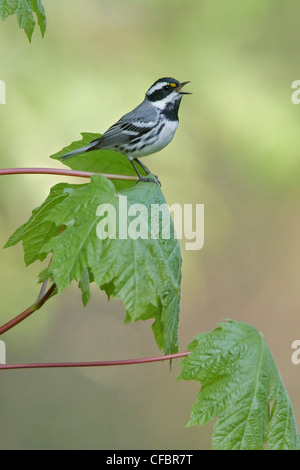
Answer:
(177, 81, 192, 95)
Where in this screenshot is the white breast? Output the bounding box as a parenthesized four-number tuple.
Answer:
(138, 120, 179, 157)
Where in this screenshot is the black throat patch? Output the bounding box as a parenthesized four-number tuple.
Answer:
(162, 99, 181, 121)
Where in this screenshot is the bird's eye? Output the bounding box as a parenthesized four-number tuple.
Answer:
(164, 85, 171, 91)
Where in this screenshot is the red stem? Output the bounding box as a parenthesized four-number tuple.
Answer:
(0, 167, 138, 181)
(0, 351, 191, 370)
(0, 284, 56, 335)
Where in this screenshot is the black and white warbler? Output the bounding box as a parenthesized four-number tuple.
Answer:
(59, 77, 191, 184)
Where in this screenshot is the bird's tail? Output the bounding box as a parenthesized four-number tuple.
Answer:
(59, 141, 98, 161)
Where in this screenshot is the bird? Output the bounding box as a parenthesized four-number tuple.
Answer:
(59, 77, 191, 184)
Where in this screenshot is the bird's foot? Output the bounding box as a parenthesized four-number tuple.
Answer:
(138, 175, 161, 186)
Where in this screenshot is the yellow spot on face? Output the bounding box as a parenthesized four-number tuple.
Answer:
(170, 83, 177, 87)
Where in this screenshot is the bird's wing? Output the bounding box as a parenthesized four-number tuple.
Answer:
(91, 121, 131, 149)
(93, 102, 159, 150)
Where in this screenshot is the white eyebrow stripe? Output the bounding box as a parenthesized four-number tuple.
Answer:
(147, 82, 169, 94)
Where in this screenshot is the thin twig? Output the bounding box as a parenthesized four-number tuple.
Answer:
(0, 167, 138, 181)
(0, 351, 191, 370)
(0, 284, 56, 335)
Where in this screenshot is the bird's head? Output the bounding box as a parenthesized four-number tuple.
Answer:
(145, 77, 191, 109)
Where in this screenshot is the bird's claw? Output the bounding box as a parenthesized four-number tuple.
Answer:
(138, 175, 161, 186)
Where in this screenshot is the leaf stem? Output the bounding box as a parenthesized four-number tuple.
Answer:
(37, 256, 52, 302)
(0, 283, 56, 336)
(37, 278, 50, 302)
(37, 225, 64, 302)
(0, 167, 138, 181)
(0, 351, 191, 370)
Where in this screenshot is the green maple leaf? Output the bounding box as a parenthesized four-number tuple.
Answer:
(31, 0, 46, 36)
(179, 321, 300, 450)
(0, 0, 17, 18)
(4, 183, 80, 265)
(0, 0, 46, 42)
(6, 174, 181, 354)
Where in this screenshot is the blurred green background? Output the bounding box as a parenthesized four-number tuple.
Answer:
(1, 0, 300, 450)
